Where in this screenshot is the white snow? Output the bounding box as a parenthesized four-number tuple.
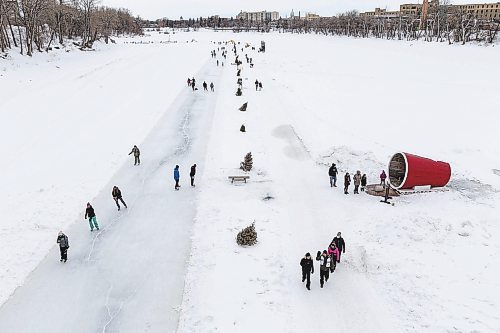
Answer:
(1, 30, 500, 332)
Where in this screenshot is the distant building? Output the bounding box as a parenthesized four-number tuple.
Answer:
(360, 1, 500, 20)
(450, 2, 500, 20)
(236, 11, 280, 22)
(360, 8, 400, 18)
(305, 13, 321, 20)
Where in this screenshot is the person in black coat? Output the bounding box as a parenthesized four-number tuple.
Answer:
(85, 202, 99, 231)
(300, 253, 314, 290)
(112, 186, 127, 211)
(333, 232, 346, 261)
(328, 163, 338, 187)
(344, 172, 351, 194)
(361, 174, 367, 192)
(190, 164, 197, 187)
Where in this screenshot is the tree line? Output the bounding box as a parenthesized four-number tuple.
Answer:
(0, 0, 142, 56)
(278, 7, 499, 45)
(150, 3, 499, 45)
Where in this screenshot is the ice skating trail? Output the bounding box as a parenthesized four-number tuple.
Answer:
(0, 60, 222, 332)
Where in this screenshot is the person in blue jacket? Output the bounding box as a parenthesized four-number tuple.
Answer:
(174, 165, 180, 190)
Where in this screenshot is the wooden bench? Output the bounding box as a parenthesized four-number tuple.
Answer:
(228, 176, 250, 183)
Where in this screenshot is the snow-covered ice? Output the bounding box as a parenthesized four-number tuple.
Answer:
(1, 30, 499, 332)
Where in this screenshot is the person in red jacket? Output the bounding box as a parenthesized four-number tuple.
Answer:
(380, 170, 387, 185)
(327, 242, 340, 273)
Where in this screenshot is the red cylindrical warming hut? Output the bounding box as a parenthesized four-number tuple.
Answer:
(388, 152, 451, 190)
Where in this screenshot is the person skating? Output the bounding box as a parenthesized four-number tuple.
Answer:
(300, 253, 314, 290)
(380, 170, 387, 185)
(316, 250, 332, 288)
(210, 82, 214, 92)
(361, 174, 367, 192)
(353, 170, 362, 194)
(344, 172, 351, 194)
(328, 163, 338, 187)
(190, 164, 197, 187)
(333, 232, 346, 261)
(174, 165, 180, 190)
(57, 231, 69, 262)
(327, 242, 340, 273)
(112, 186, 127, 211)
(128, 145, 140, 165)
(203, 81, 208, 91)
(191, 81, 196, 91)
(85, 203, 99, 231)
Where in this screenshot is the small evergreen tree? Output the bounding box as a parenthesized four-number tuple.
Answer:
(240, 152, 253, 171)
(236, 222, 257, 246)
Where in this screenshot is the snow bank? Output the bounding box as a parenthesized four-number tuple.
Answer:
(0, 30, 209, 306)
(178, 32, 500, 332)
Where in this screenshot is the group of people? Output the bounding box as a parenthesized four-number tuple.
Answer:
(300, 232, 346, 290)
(187, 77, 215, 92)
(174, 164, 197, 190)
(254, 79, 263, 91)
(56, 144, 199, 262)
(328, 163, 388, 194)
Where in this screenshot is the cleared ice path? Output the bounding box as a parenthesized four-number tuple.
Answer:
(0, 61, 221, 332)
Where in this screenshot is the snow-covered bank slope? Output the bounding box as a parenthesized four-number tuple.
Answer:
(0, 32, 224, 331)
(178, 33, 500, 332)
(0, 31, 209, 306)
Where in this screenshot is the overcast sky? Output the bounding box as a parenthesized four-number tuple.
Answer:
(101, 0, 414, 20)
(102, 0, 488, 20)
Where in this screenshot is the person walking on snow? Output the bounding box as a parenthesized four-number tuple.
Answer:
(112, 186, 127, 211)
(85, 203, 99, 231)
(57, 231, 69, 262)
(255, 80, 259, 91)
(328, 163, 338, 187)
(217, 60, 219, 66)
(361, 174, 367, 192)
(353, 170, 362, 194)
(203, 81, 208, 91)
(316, 250, 332, 288)
(380, 170, 387, 185)
(328, 242, 340, 273)
(187, 78, 191, 87)
(300, 253, 314, 290)
(190, 164, 197, 187)
(174, 165, 180, 190)
(210, 82, 214, 92)
(344, 172, 351, 194)
(191, 81, 196, 91)
(258, 82, 263, 91)
(128, 145, 140, 165)
(333, 232, 346, 262)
